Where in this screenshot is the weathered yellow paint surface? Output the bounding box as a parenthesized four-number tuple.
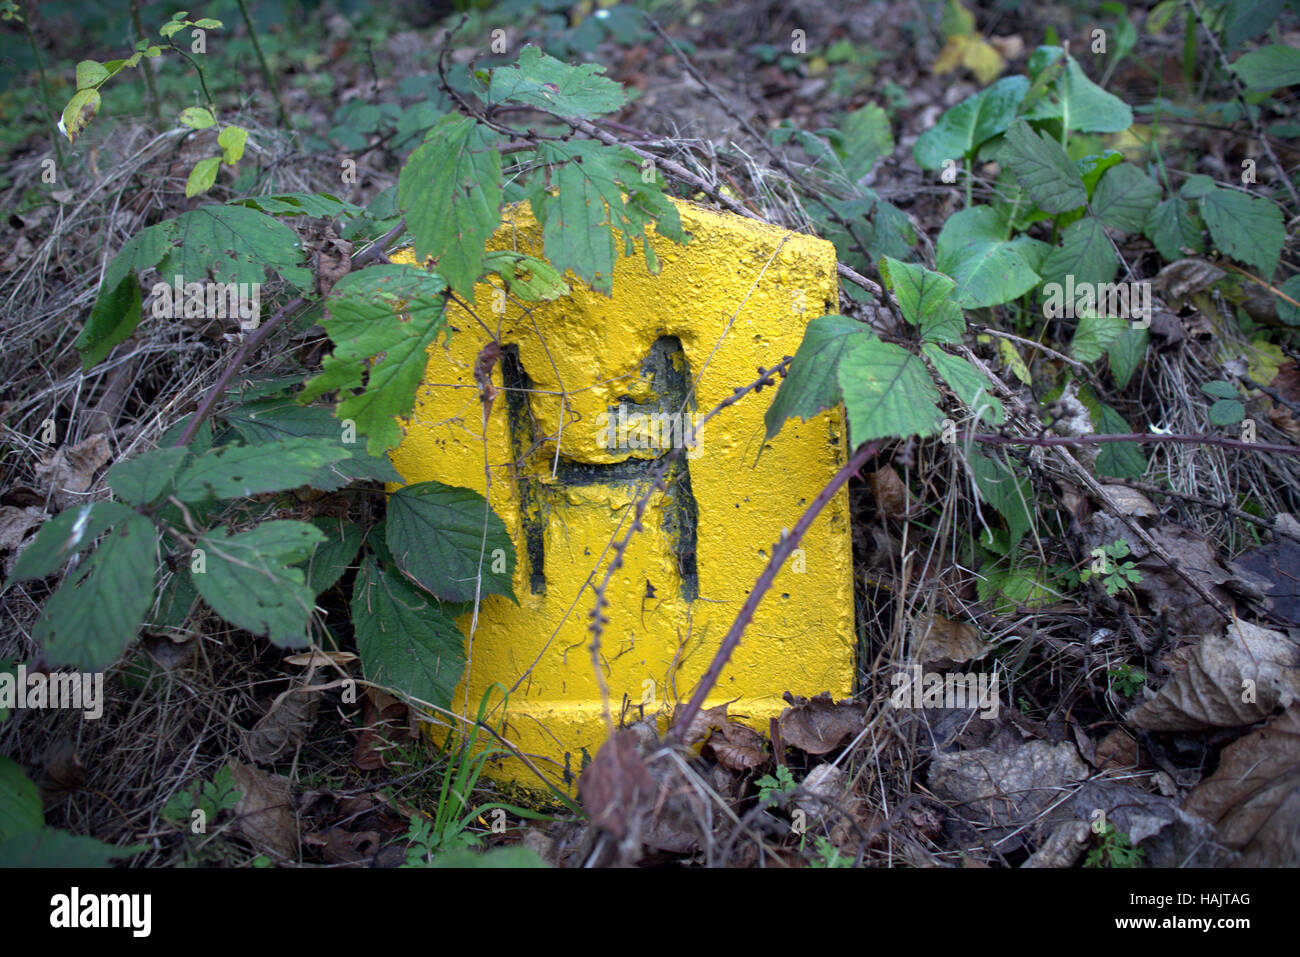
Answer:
(389, 199, 853, 793)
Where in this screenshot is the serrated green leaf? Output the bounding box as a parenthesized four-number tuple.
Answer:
(224, 397, 403, 489)
(1201, 380, 1239, 400)
(922, 344, 1004, 425)
(386, 482, 516, 604)
(78, 222, 174, 368)
(879, 256, 965, 343)
(764, 315, 868, 440)
(999, 120, 1087, 213)
(352, 557, 466, 708)
(36, 514, 156, 670)
(1108, 326, 1148, 388)
(299, 264, 449, 456)
(482, 250, 570, 301)
(1090, 163, 1161, 232)
(1144, 195, 1203, 260)
(935, 206, 1043, 308)
(1276, 275, 1300, 326)
(1197, 185, 1284, 277)
(1078, 392, 1146, 478)
(398, 114, 502, 299)
(1209, 399, 1246, 425)
(192, 521, 325, 646)
(174, 438, 351, 502)
(234, 193, 362, 219)
(914, 75, 1029, 169)
(1231, 44, 1300, 89)
(306, 517, 363, 595)
(1071, 313, 1128, 363)
(1041, 216, 1116, 288)
(969, 450, 1034, 545)
(0, 829, 141, 867)
(838, 334, 943, 444)
(487, 45, 627, 119)
(6, 502, 137, 585)
(179, 106, 215, 129)
(105, 447, 190, 505)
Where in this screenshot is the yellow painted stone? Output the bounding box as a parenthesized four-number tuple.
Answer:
(389, 199, 853, 793)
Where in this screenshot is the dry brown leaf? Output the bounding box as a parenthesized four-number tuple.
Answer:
(284, 649, 358, 668)
(868, 466, 909, 520)
(1022, 821, 1090, 868)
(578, 729, 657, 844)
(1153, 258, 1226, 300)
(35, 435, 112, 508)
(912, 612, 989, 666)
(1097, 485, 1158, 518)
(0, 505, 43, 554)
(316, 228, 353, 299)
(1130, 620, 1300, 731)
(928, 740, 1089, 849)
(778, 692, 866, 755)
(230, 761, 297, 861)
(243, 685, 320, 764)
(1232, 539, 1300, 626)
(1184, 708, 1300, 866)
(670, 701, 731, 747)
(704, 721, 767, 772)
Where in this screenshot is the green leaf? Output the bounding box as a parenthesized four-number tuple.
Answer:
(398, 114, 502, 299)
(1197, 185, 1285, 277)
(429, 846, 549, 868)
(969, 451, 1034, 545)
(1090, 163, 1161, 233)
(1276, 275, 1300, 326)
(306, 517, 363, 595)
(75, 59, 108, 90)
(386, 482, 517, 604)
(299, 264, 449, 456)
(218, 125, 248, 164)
(178, 106, 215, 129)
(1200, 380, 1238, 400)
(6, 502, 136, 585)
(764, 315, 868, 440)
(879, 257, 964, 343)
(1076, 150, 1123, 197)
(173, 438, 351, 502)
(1209, 399, 1246, 425)
(1144, 195, 1203, 260)
(0, 829, 141, 867)
(224, 397, 403, 490)
(105, 447, 190, 505)
(487, 44, 627, 119)
(839, 103, 894, 181)
(1028, 53, 1133, 132)
(1107, 326, 1148, 389)
(1231, 45, 1300, 89)
(234, 193, 362, 219)
(1071, 313, 1128, 363)
(36, 514, 156, 670)
(837, 334, 943, 444)
(192, 521, 325, 646)
(185, 157, 220, 198)
(922, 344, 1005, 425)
(1079, 395, 1146, 478)
(935, 206, 1044, 308)
(78, 222, 174, 367)
(531, 140, 688, 295)
(160, 21, 184, 38)
(998, 120, 1087, 213)
(1040, 216, 1117, 288)
(0, 757, 42, 840)
(192, 17, 222, 29)
(914, 75, 1029, 169)
(352, 557, 466, 708)
(60, 88, 100, 143)
(482, 250, 570, 302)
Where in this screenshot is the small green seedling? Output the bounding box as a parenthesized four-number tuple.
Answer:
(1080, 539, 1143, 597)
(1084, 823, 1144, 868)
(756, 765, 797, 804)
(1108, 663, 1146, 697)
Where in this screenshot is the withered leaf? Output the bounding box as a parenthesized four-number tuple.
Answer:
(778, 692, 866, 755)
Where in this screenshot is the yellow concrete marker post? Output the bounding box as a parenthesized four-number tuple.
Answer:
(389, 198, 854, 793)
